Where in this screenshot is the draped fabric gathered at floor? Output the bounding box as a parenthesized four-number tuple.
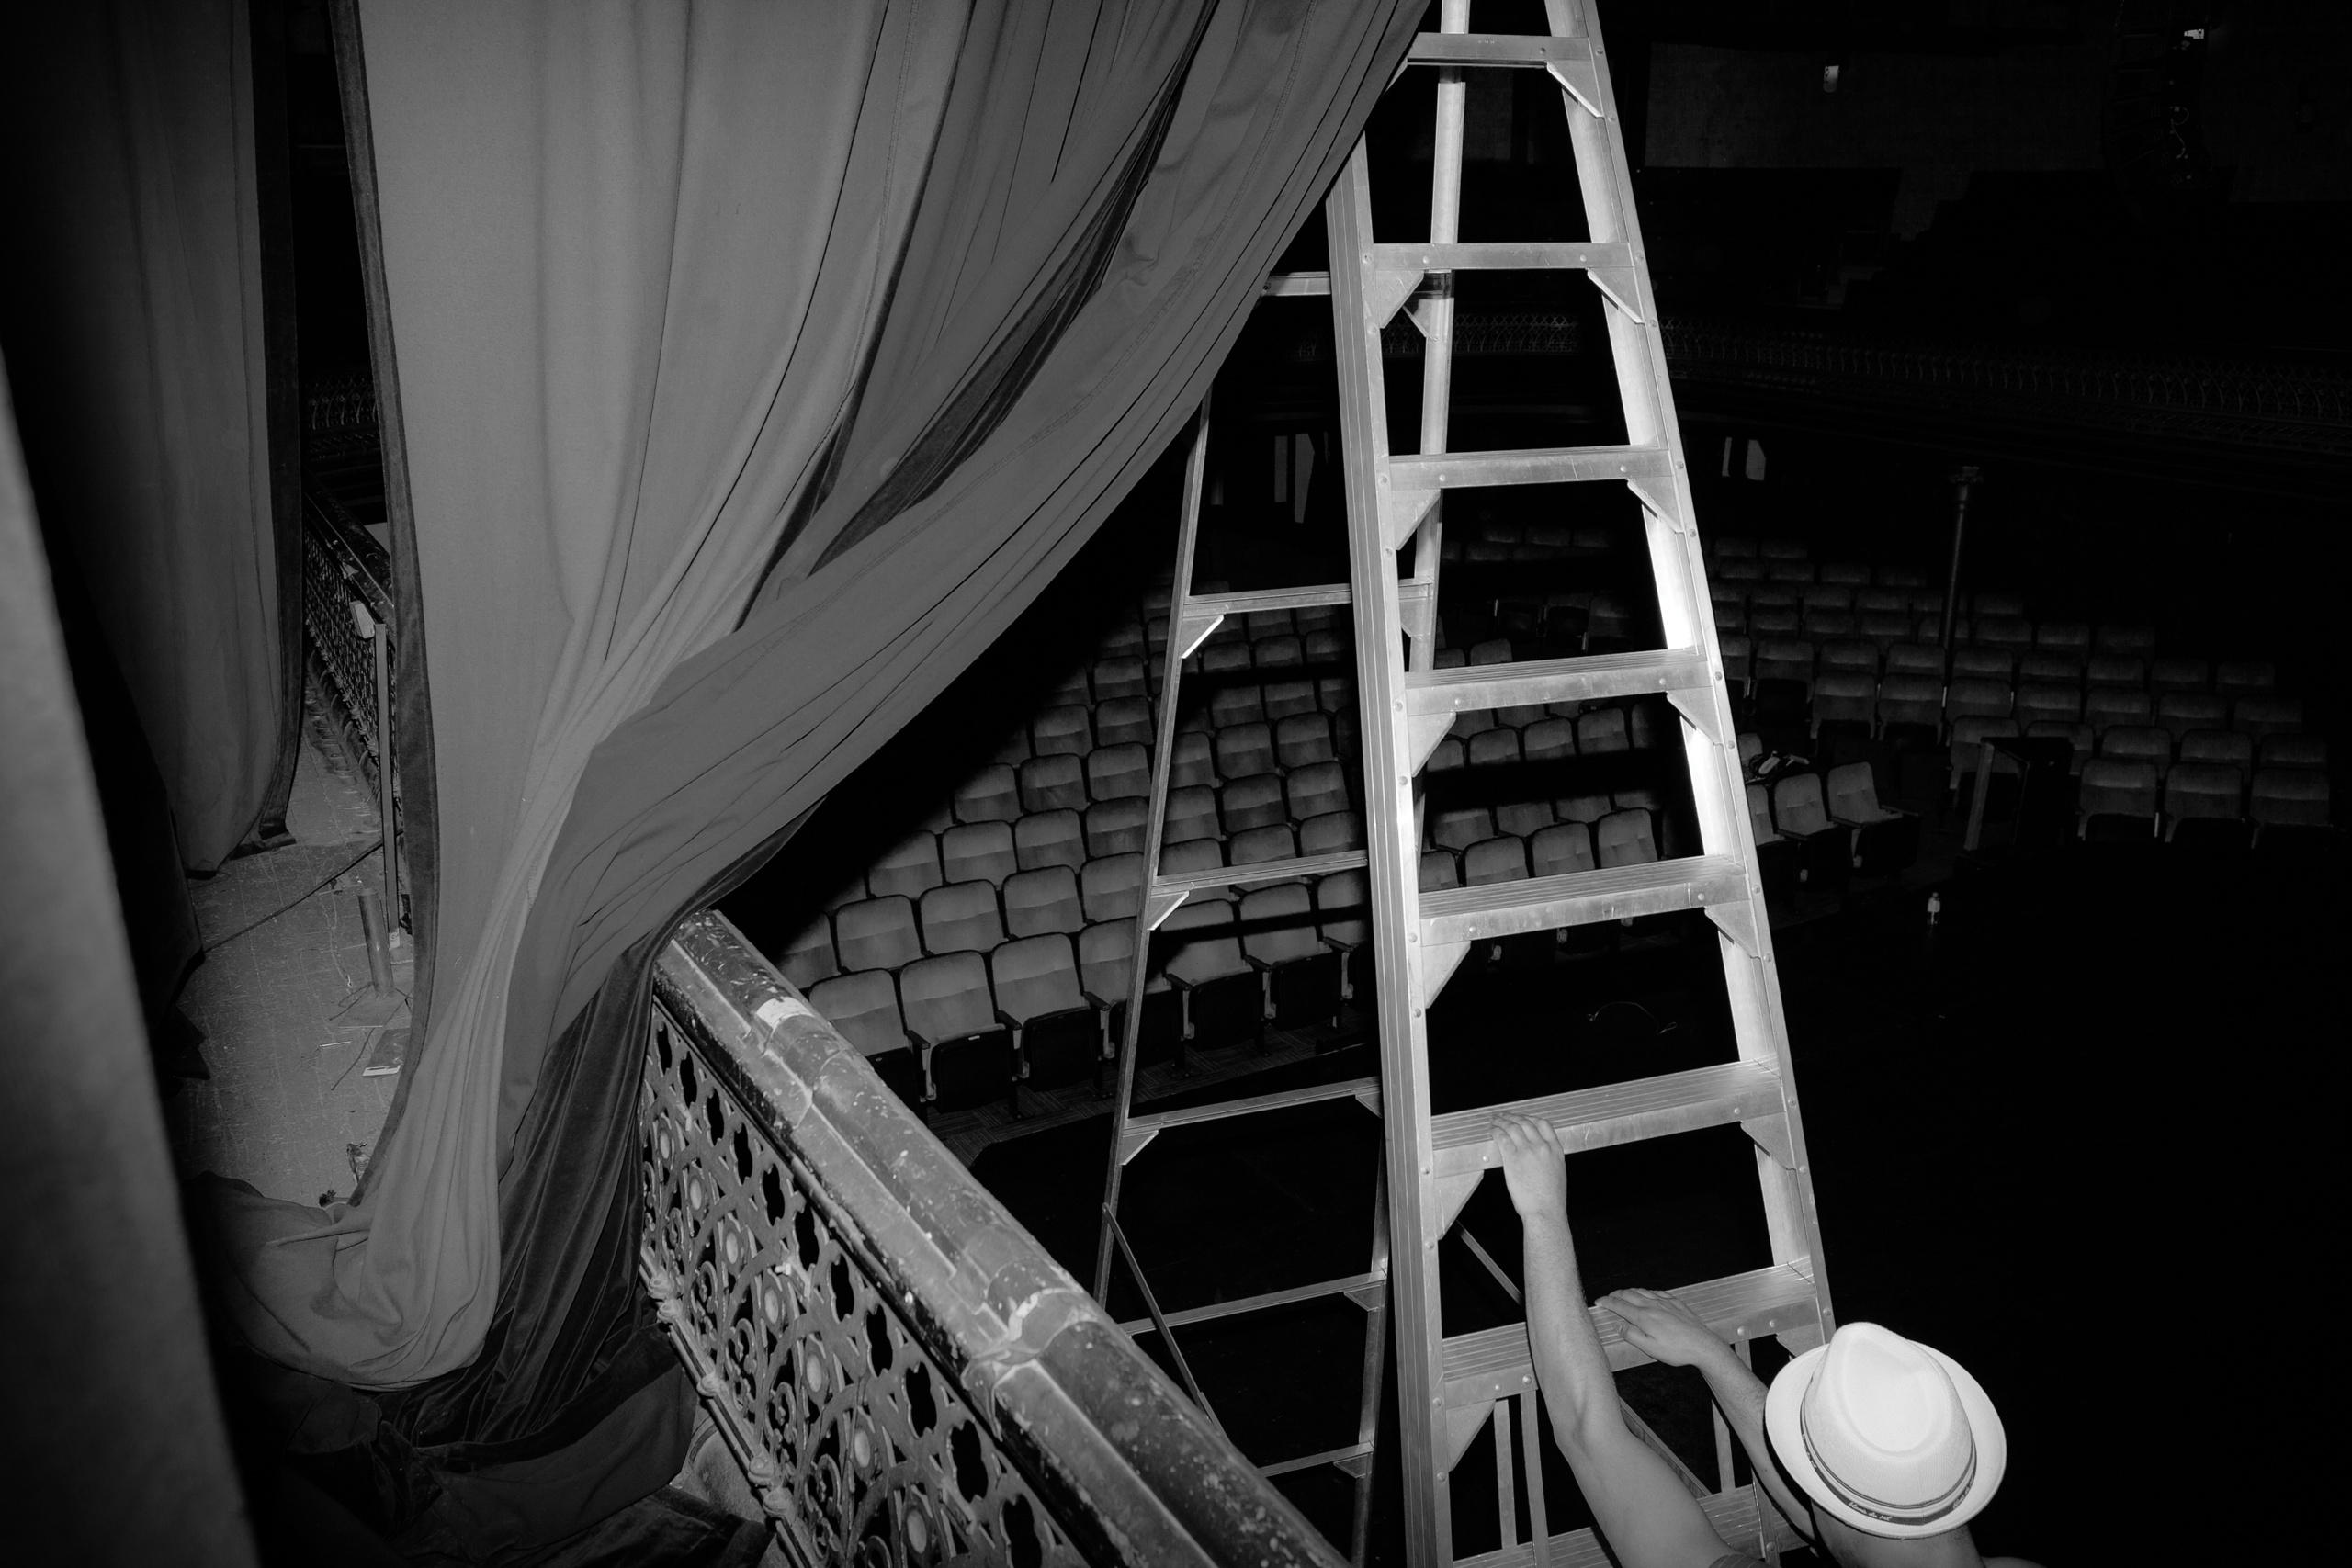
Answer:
(205, 2, 1419, 1555)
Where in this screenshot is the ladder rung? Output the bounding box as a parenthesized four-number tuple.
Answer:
(1419, 855, 1747, 944)
(1118, 1265, 1388, 1337)
(1260, 1440, 1374, 1480)
(1441, 1261, 1819, 1408)
(1406, 648, 1709, 717)
(1406, 32, 1590, 67)
(1128, 1076, 1381, 1141)
(1428, 1061, 1783, 1179)
(1184, 583, 1351, 616)
(1457, 1487, 1792, 1568)
(1262, 270, 1330, 297)
(1373, 241, 1630, 275)
(1153, 848, 1369, 898)
(1388, 443, 1672, 494)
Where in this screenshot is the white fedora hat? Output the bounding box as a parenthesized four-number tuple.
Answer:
(1764, 1322, 2006, 1540)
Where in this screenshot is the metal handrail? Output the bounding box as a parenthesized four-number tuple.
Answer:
(643, 909, 1345, 1568)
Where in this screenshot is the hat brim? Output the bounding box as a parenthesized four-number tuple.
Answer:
(1763, 1338, 2007, 1540)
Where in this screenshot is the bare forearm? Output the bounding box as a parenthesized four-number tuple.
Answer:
(1519, 1210, 1620, 1451)
(1694, 1348, 1810, 1533)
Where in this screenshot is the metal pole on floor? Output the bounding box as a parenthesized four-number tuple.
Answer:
(1939, 464, 1980, 653)
(354, 599, 401, 948)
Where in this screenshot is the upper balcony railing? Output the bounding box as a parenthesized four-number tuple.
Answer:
(642, 909, 1345, 1568)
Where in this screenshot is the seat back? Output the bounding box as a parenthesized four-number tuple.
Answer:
(941, 820, 1019, 886)
(1263, 678, 1318, 722)
(1430, 807, 1495, 852)
(808, 970, 905, 1057)
(2014, 682, 2083, 727)
(1220, 774, 1286, 832)
(2260, 735, 2327, 771)
(1521, 717, 1577, 762)
(2250, 769, 2330, 829)
(1170, 731, 1218, 788)
(2085, 654, 2144, 688)
(953, 763, 1022, 824)
(1086, 744, 1151, 803)
(834, 896, 922, 972)
(1751, 639, 1812, 688)
(1230, 824, 1297, 870)
(1950, 646, 2011, 682)
(919, 881, 1005, 955)
(1079, 852, 1145, 923)
(1077, 920, 1136, 1002)
(989, 935, 1087, 1024)
(1163, 786, 1221, 844)
(1418, 850, 1461, 891)
(2147, 658, 2207, 694)
(2178, 729, 2252, 770)
(1274, 712, 1336, 769)
(1772, 773, 1832, 836)
(1013, 810, 1085, 874)
(779, 915, 840, 991)
(1002, 866, 1084, 938)
(2095, 624, 2155, 656)
(1253, 635, 1305, 671)
(1811, 671, 1875, 730)
(867, 831, 945, 900)
(1463, 836, 1529, 885)
(1495, 800, 1554, 838)
(1595, 809, 1658, 867)
(1091, 658, 1148, 704)
(2165, 762, 2244, 822)
(899, 952, 996, 1046)
(1575, 707, 1631, 754)
(1876, 673, 1943, 731)
(1819, 640, 1878, 675)
(2213, 660, 2276, 700)
(1530, 821, 1595, 878)
(2156, 691, 2228, 740)
(1284, 761, 1350, 822)
(1207, 683, 1265, 728)
(1093, 696, 1154, 749)
(1946, 679, 2012, 721)
(1159, 900, 1249, 985)
(1159, 837, 1225, 884)
(1298, 810, 1364, 854)
(1746, 784, 1776, 842)
(2076, 759, 2159, 818)
(1018, 753, 1088, 814)
(1316, 868, 1370, 948)
(2232, 696, 2302, 741)
(1082, 799, 1148, 858)
(1214, 722, 1277, 780)
(1825, 761, 1888, 822)
(1238, 883, 1323, 967)
(1032, 705, 1092, 758)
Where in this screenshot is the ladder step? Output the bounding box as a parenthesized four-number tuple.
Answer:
(1441, 1261, 1819, 1409)
(1419, 855, 1747, 945)
(1406, 32, 1590, 67)
(1260, 1441, 1375, 1481)
(1118, 1265, 1388, 1337)
(1179, 579, 1430, 618)
(1127, 1076, 1380, 1142)
(1262, 270, 1331, 297)
(1406, 648, 1710, 717)
(1456, 1487, 1794, 1568)
(1388, 443, 1672, 494)
(1373, 240, 1630, 275)
(1152, 848, 1369, 901)
(1428, 1061, 1783, 1179)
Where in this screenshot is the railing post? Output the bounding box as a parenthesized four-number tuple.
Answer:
(1939, 464, 1980, 653)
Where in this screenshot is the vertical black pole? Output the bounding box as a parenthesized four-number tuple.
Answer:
(1939, 465, 1980, 653)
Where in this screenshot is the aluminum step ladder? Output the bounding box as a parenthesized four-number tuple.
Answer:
(1323, 4, 1835, 1562)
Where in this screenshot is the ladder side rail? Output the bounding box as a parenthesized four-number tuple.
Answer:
(1328, 142, 1451, 1567)
(1547, 0, 1837, 1345)
(1347, 1165, 1394, 1566)
(1092, 400, 1215, 1303)
(1407, 0, 1472, 682)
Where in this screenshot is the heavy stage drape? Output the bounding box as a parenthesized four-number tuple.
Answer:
(208, 1, 1417, 1555)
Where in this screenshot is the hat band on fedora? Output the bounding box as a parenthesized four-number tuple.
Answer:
(1799, 1403, 1978, 1529)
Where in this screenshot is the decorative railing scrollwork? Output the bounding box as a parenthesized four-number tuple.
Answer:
(300, 483, 395, 794)
(642, 910, 1345, 1568)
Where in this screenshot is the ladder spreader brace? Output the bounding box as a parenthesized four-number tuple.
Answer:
(1092, 6, 1835, 1564)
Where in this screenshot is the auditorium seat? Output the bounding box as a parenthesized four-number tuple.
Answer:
(990, 934, 1098, 1092)
(1201, 640, 1251, 679)
(1947, 679, 2012, 724)
(1714, 602, 1747, 637)
(1315, 869, 1371, 1001)
(1163, 786, 1221, 845)
(1046, 667, 1092, 708)
(2098, 728, 2164, 780)
(953, 763, 1022, 825)
(1522, 716, 1577, 763)
(1263, 678, 1319, 722)
(834, 896, 923, 972)
(2250, 770, 2332, 852)
(1878, 565, 1928, 589)
(1083, 799, 1148, 859)
(1464, 836, 1529, 885)
(2232, 696, 2302, 742)
(1208, 684, 1265, 728)
(1811, 672, 1875, 739)
(1800, 583, 1851, 615)
(1298, 810, 1364, 855)
(2023, 721, 2095, 774)
(1168, 731, 1216, 789)
(2213, 660, 2276, 702)
(1214, 722, 1278, 780)
(1860, 610, 1912, 649)
(2095, 625, 2155, 657)
(1449, 705, 1501, 742)
(2076, 758, 2160, 840)
(2018, 652, 2082, 687)
(1752, 639, 1813, 690)
(1094, 696, 1154, 749)
(1947, 716, 2019, 792)
(1974, 615, 2034, 655)
(1080, 853, 1145, 923)
(779, 914, 839, 992)
(1100, 619, 1147, 660)
(1230, 824, 1299, 879)
(1286, 761, 1351, 822)
(2164, 762, 2248, 849)
(2178, 729, 2253, 773)
(2082, 687, 2152, 735)
(1715, 636, 1752, 692)
(1884, 643, 1946, 679)
(1424, 737, 1465, 773)
(1715, 534, 1759, 558)
(1770, 773, 1849, 888)
(1468, 728, 1522, 768)
(1246, 607, 1296, 642)
(1556, 792, 1611, 825)
(2147, 658, 2208, 696)
(1091, 657, 1148, 704)
(1826, 761, 1918, 875)
(1819, 640, 1879, 677)
(867, 831, 945, 900)
(1419, 850, 1461, 891)
(1495, 800, 1554, 838)
(1013, 810, 1086, 874)
(1595, 809, 1658, 868)
(920, 881, 1005, 956)
(900, 952, 1012, 1112)
(1239, 883, 1340, 1029)
(1159, 837, 1224, 883)
(2014, 682, 2084, 730)
(2035, 621, 2090, 660)
(1303, 627, 1348, 663)
(1003, 866, 1085, 939)
(1747, 604, 1800, 637)
(1275, 712, 1335, 769)
(1159, 900, 1259, 1047)
(942, 820, 1019, 885)
(2156, 691, 2228, 742)
(1972, 592, 2026, 617)
(808, 969, 905, 1058)
(1430, 807, 1495, 853)
(2085, 654, 2144, 690)
(1746, 784, 1801, 900)
(1086, 743, 1151, 803)
(1254, 635, 1305, 671)
(1821, 561, 1871, 586)
(1804, 609, 1859, 641)
(1221, 774, 1287, 833)
(2260, 735, 2327, 771)
(1529, 821, 1595, 879)
(1855, 589, 1906, 617)
(1950, 646, 2012, 682)
(1032, 705, 1091, 759)
(1576, 707, 1632, 754)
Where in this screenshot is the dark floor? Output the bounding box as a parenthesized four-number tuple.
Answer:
(973, 837, 2337, 1565)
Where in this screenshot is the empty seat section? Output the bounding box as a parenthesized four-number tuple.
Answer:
(1013, 810, 1085, 873)
(1002, 866, 1084, 938)
(833, 896, 922, 973)
(941, 821, 1019, 885)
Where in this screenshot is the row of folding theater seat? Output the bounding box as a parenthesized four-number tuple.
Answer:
(2075, 755, 2331, 848)
(1428, 696, 1679, 774)
(1438, 591, 1648, 656)
(1436, 515, 1619, 564)
(1418, 803, 1665, 892)
(800, 874, 1375, 1116)
(1743, 762, 1922, 895)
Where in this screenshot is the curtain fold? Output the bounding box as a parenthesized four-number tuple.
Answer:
(209, 1, 1417, 1552)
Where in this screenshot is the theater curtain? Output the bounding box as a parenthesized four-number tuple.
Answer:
(209, 4, 1414, 1546)
(0, 0, 281, 874)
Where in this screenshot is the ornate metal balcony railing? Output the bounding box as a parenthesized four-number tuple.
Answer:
(301, 482, 396, 794)
(642, 910, 1344, 1568)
